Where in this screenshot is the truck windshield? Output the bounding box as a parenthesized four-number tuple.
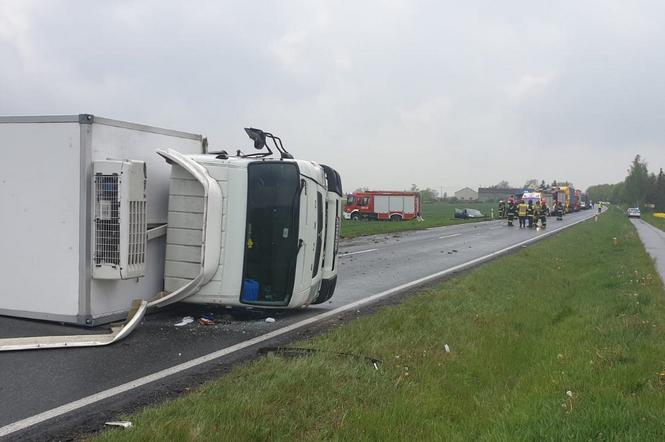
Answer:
(346, 195, 354, 205)
(241, 162, 300, 306)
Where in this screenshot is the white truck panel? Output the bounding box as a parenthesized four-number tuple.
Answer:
(0, 122, 82, 318)
(0, 115, 204, 324)
(166, 162, 246, 306)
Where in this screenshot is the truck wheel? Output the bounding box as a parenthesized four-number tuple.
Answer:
(390, 214, 402, 222)
(350, 212, 360, 220)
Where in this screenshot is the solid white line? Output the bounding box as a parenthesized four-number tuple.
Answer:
(339, 248, 378, 257)
(439, 233, 462, 239)
(0, 211, 597, 438)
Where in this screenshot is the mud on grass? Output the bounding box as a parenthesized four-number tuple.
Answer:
(97, 208, 665, 441)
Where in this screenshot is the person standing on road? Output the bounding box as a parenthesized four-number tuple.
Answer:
(540, 199, 549, 228)
(518, 199, 528, 228)
(527, 200, 534, 228)
(507, 199, 516, 226)
(556, 201, 564, 220)
(598, 201, 603, 214)
(533, 200, 541, 228)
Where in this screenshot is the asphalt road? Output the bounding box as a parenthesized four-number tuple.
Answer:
(0, 209, 598, 439)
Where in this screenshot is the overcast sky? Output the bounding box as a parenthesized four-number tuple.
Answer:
(2, 1, 664, 194)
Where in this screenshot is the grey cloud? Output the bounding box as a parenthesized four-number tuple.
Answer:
(1, 0, 664, 192)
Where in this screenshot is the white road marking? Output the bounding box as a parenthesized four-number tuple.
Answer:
(0, 212, 597, 439)
(339, 248, 378, 257)
(439, 233, 462, 239)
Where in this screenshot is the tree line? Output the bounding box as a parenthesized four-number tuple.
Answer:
(587, 155, 665, 210)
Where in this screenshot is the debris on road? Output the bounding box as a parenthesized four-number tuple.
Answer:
(444, 344, 451, 353)
(105, 421, 133, 429)
(198, 317, 215, 326)
(174, 316, 194, 327)
(265, 317, 276, 323)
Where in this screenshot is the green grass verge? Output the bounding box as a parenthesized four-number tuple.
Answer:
(97, 208, 665, 441)
(341, 201, 497, 238)
(642, 212, 665, 232)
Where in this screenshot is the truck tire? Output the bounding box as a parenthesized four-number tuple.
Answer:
(390, 214, 402, 222)
(350, 212, 360, 220)
(312, 277, 337, 304)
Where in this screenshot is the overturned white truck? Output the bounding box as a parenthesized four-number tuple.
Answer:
(0, 115, 342, 350)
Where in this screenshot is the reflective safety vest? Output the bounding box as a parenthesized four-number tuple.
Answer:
(518, 203, 527, 216)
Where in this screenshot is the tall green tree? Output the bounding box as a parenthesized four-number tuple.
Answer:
(656, 168, 665, 211)
(420, 187, 439, 203)
(587, 183, 616, 203)
(624, 155, 650, 206)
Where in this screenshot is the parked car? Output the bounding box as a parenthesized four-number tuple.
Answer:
(626, 208, 641, 218)
(454, 208, 486, 219)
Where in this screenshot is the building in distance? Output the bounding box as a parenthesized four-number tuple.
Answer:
(477, 187, 524, 201)
(454, 187, 478, 201)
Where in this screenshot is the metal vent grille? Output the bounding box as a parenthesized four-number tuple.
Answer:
(94, 174, 120, 266)
(128, 200, 147, 266)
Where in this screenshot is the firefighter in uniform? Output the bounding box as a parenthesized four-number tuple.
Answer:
(498, 200, 506, 219)
(539, 199, 549, 228)
(526, 200, 534, 228)
(533, 200, 541, 228)
(518, 199, 528, 228)
(556, 201, 564, 220)
(507, 199, 515, 226)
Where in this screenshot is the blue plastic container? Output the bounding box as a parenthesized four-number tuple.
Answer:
(241, 279, 260, 302)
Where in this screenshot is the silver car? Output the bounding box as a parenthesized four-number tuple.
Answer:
(626, 208, 641, 218)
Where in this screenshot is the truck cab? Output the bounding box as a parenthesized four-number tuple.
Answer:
(159, 134, 342, 309)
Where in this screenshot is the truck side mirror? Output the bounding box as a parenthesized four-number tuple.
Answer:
(244, 128, 266, 150)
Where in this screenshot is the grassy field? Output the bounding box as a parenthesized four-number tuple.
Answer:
(341, 201, 497, 238)
(98, 208, 665, 441)
(642, 212, 665, 232)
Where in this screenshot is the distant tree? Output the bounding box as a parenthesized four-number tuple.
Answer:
(420, 187, 439, 203)
(410, 184, 419, 192)
(443, 192, 448, 200)
(587, 183, 617, 203)
(612, 181, 625, 204)
(646, 172, 658, 205)
(491, 180, 511, 189)
(354, 186, 369, 193)
(624, 154, 650, 206)
(656, 169, 665, 211)
(552, 179, 558, 187)
(540, 180, 547, 189)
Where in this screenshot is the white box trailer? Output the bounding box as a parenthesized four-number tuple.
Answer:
(0, 114, 204, 326)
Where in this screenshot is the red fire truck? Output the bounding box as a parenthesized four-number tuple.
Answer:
(343, 191, 421, 221)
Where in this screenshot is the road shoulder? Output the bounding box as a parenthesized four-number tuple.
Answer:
(631, 218, 665, 283)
